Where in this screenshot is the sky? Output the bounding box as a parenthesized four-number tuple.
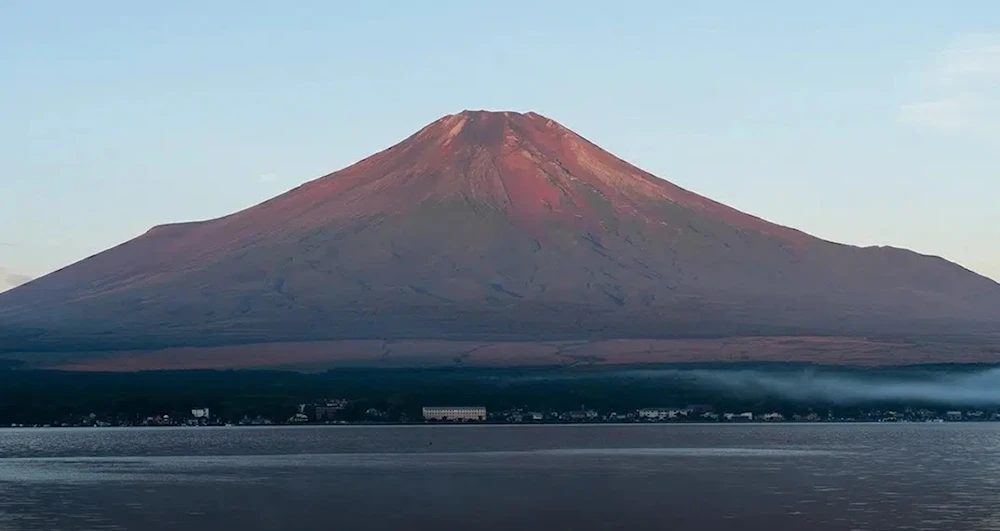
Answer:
(2, 1, 999, 291)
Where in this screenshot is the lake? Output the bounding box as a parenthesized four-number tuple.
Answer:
(1, 424, 1000, 530)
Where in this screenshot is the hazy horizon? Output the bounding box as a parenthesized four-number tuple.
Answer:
(3, 1, 999, 290)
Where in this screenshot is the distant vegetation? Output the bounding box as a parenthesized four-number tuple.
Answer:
(2, 365, 1000, 426)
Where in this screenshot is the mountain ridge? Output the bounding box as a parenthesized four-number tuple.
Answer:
(1, 110, 998, 366)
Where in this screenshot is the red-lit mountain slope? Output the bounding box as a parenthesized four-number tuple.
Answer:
(1, 111, 998, 361)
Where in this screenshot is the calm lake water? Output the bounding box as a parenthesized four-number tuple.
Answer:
(2, 424, 1000, 530)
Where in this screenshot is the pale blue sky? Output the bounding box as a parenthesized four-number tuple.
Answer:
(2, 1, 999, 290)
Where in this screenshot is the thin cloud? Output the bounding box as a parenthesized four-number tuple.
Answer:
(0, 267, 32, 292)
(898, 96, 972, 130)
(899, 33, 1000, 136)
(257, 174, 278, 184)
(932, 34, 1000, 84)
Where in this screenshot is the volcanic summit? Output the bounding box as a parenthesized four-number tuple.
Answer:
(2, 110, 999, 368)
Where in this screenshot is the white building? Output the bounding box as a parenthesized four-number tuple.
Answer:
(191, 408, 210, 419)
(422, 407, 487, 422)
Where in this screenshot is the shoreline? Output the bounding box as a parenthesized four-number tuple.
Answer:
(0, 419, 985, 430)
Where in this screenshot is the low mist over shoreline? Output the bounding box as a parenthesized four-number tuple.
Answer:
(635, 367, 1000, 406)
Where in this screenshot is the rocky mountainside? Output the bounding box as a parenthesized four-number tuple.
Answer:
(2, 110, 998, 357)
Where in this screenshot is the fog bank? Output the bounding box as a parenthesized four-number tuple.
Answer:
(679, 368, 1000, 405)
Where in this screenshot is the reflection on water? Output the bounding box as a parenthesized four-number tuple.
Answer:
(1, 424, 1000, 530)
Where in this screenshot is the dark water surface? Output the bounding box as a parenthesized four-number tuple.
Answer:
(2, 424, 1000, 530)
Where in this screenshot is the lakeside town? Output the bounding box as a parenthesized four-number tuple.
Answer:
(5, 400, 1000, 428)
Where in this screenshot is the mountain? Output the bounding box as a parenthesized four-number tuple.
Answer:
(2, 110, 999, 368)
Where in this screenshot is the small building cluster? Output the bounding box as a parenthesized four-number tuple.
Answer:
(314, 399, 350, 421)
(8, 396, 1000, 428)
(635, 406, 757, 422)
